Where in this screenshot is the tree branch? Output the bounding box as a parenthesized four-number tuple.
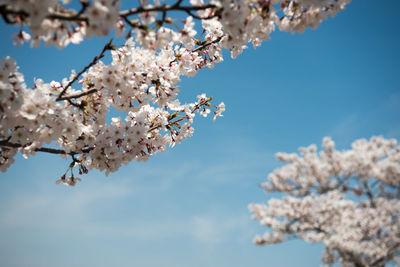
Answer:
(192, 36, 222, 53)
(363, 182, 376, 208)
(148, 97, 212, 132)
(57, 88, 98, 101)
(371, 242, 400, 267)
(119, 3, 217, 18)
(1, 2, 218, 27)
(0, 4, 29, 24)
(0, 140, 91, 155)
(56, 39, 113, 101)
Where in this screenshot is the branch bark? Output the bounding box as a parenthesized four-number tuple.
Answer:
(0, 140, 91, 156)
(56, 39, 113, 101)
(0, 2, 218, 27)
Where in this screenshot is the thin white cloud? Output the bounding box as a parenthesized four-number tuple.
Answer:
(0, 180, 253, 245)
(0, 181, 133, 229)
(327, 113, 360, 141)
(78, 213, 252, 245)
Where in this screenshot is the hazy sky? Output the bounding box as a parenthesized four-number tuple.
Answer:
(1, 1, 399, 266)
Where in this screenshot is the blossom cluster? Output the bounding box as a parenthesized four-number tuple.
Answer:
(2, 0, 88, 48)
(0, 37, 225, 179)
(0, 0, 350, 56)
(249, 137, 400, 266)
(0, 0, 350, 183)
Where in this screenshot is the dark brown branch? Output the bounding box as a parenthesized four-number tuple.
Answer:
(174, 0, 184, 7)
(121, 15, 144, 29)
(46, 0, 90, 23)
(363, 182, 376, 208)
(119, 3, 217, 17)
(46, 13, 88, 23)
(155, 4, 168, 28)
(0, 5, 29, 24)
(76, 0, 90, 17)
(148, 97, 211, 132)
(0, 140, 91, 155)
(192, 36, 222, 53)
(120, 2, 218, 31)
(1, 0, 219, 29)
(57, 88, 98, 101)
(0, 3, 89, 24)
(370, 242, 400, 267)
(56, 39, 113, 101)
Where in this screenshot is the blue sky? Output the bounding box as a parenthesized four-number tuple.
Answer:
(1, 1, 400, 266)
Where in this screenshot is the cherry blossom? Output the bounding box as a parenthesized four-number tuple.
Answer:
(249, 137, 400, 267)
(56, 174, 82, 186)
(0, 0, 351, 183)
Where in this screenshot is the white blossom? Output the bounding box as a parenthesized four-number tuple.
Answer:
(250, 137, 400, 266)
(0, 0, 349, 182)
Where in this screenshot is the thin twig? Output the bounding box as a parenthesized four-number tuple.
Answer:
(1, 2, 218, 27)
(0, 5, 29, 24)
(57, 88, 98, 101)
(119, 3, 216, 17)
(148, 97, 211, 132)
(56, 39, 113, 101)
(192, 36, 222, 53)
(0, 140, 91, 155)
(363, 182, 376, 208)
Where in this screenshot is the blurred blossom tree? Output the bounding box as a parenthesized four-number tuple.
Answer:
(0, 0, 351, 184)
(250, 136, 400, 267)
